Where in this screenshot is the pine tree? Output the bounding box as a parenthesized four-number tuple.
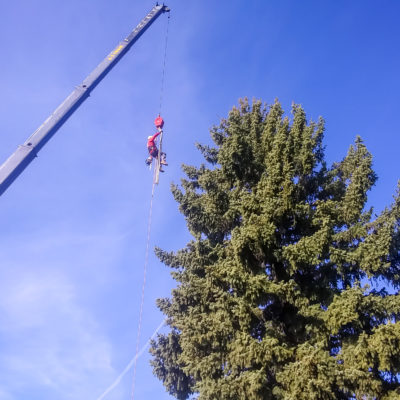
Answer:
(150, 99, 400, 400)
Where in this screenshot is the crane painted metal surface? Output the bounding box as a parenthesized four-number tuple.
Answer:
(0, 3, 169, 196)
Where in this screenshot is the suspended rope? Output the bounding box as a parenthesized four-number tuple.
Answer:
(96, 319, 165, 400)
(131, 11, 171, 400)
(131, 178, 156, 400)
(159, 12, 170, 115)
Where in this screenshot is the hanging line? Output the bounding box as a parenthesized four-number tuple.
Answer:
(131, 178, 156, 400)
(96, 319, 166, 400)
(131, 11, 171, 400)
(156, 13, 170, 184)
(159, 12, 170, 115)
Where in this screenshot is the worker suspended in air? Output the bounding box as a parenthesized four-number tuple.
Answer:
(145, 115, 168, 172)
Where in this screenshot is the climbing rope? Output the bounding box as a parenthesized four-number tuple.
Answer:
(131, 178, 156, 400)
(131, 12, 170, 400)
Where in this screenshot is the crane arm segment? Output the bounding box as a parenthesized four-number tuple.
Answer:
(0, 4, 169, 196)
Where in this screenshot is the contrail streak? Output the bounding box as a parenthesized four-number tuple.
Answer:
(95, 319, 166, 400)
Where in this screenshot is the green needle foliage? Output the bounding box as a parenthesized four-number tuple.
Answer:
(150, 99, 400, 400)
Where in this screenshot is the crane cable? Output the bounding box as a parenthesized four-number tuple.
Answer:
(131, 12, 170, 400)
(159, 12, 170, 116)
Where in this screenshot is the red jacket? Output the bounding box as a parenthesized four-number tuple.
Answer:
(147, 131, 161, 148)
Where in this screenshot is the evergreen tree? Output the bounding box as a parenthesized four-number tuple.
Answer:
(150, 99, 400, 400)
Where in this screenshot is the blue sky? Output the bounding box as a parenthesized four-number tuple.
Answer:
(0, 1, 399, 399)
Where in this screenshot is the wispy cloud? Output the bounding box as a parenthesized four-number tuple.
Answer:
(0, 218, 140, 400)
(0, 271, 116, 399)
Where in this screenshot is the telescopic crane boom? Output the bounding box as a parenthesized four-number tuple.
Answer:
(0, 4, 169, 196)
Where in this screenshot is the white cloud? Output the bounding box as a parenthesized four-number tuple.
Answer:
(0, 258, 116, 399)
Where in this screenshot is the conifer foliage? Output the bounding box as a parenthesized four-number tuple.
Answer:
(150, 99, 400, 400)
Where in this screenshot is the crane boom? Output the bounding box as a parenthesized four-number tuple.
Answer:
(0, 4, 169, 196)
